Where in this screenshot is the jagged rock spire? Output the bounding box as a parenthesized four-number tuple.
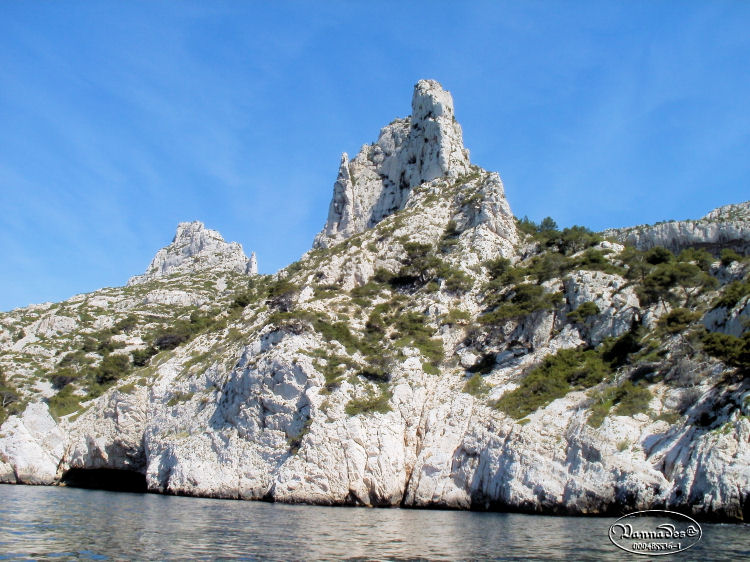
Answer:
(314, 79, 471, 248)
(128, 221, 257, 285)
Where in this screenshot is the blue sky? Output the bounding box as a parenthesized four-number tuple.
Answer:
(1, 1, 748, 311)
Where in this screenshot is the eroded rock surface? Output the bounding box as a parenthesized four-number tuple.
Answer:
(604, 201, 750, 254)
(129, 221, 257, 284)
(314, 80, 471, 248)
(0, 80, 747, 523)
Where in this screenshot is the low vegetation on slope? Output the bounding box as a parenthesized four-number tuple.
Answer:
(1, 178, 748, 433)
(0, 271, 256, 419)
(465, 216, 749, 425)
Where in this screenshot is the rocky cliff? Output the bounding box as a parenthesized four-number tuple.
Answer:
(603, 201, 750, 255)
(1, 81, 748, 522)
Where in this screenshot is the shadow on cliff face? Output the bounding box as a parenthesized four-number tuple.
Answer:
(60, 468, 147, 493)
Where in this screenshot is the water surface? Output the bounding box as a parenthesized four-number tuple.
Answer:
(0, 485, 747, 560)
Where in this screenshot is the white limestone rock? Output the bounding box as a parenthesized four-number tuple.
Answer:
(563, 271, 641, 345)
(604, 201, 750, 254)
(314, 80, 471, 248)
(460, 172, 518, 262)
(1, 79, 748, 524)
(63, 386, 149, 473)
(128, 221, 256, 284)
(142, 289, 207, 307)
(0, 402, 65, 485)
(703, 296, 750, 337)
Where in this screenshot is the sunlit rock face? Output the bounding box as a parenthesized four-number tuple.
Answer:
(128, 221, 257, 285)
(314, 79, 471, 248)
(0, 79, 748, 523)
(603, 201, 750, 255)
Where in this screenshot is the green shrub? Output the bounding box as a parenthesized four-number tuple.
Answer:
(357, 354, 391, 383)
(439, 221, 461, 254)
(231, 292, 254, 309)
(0, 371, 21, 423)
(152, 310, 223, 351)
(486, 257, 513, 279)
(396, 242, 441, 285)
(132, 346, 158, 367)
(96, 354, 131, 385)
(614, 381, 653, 415)
(720, 248, 742, 266)
(313, 284, 340, 300)
(539, 217, 558, 232)
(638, 261, 716, 307)
(645, 246, 674, 265)
(712, 281, 750, 310)
(587, 381, 652, 427)
(58, 350, 92, 369)
(678, 248, 713, 272)
(600, 330, 643, 368)
(567, 301, 600, 324)
(575, 249, 624, 275)
(81, 336, 100, 353)
(312, 352, 352, 392)
(345, 385, 392, 416)
(112, 314, 138, 334)
(516, 216, 539, 236)
(463, 373, 491, 396)
(47, 385, 82, 419)
(443, 268, 473, 293)
(480, 284, 562, 324)
(231, 276, 273, 309)
(351, 281, 384, 299)
(442, 309, 471, 325)
(495, 348, 609, 419)
(267, 279, 300, 310)
(484, 257, 523, 291)
(658, 308, 701, 334)
(314, 320, 360, 355)
(527, 252, 574, 282)
(545, 226, 602, 255)
(50, 367, 81, 390)
(166, 391, 194, 407)
(393, 312, 444, 368)
(372, 268, 395, 283)
(701, 332, 750, 371)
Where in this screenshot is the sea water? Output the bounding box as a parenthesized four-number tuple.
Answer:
(0, 485, 747, 560)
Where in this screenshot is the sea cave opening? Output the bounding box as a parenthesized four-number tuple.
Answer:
(60, 468, 147, 493)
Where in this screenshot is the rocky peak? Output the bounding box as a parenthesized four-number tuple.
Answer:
(313, 79, 471, 248)
(128, 221, 256, 285)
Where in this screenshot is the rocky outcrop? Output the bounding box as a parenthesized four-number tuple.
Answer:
(2, 327, 746, 520)
(128, 221, 257, 284)
(314, 80, 471, 248)
(703, 296, 750, 338)
(0, 402, 65, 485)
(0, 79, 748, 524)
(563, 270, 640, 346)
(603, 201, 750, 254)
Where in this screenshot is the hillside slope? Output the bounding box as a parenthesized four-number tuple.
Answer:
(1, 81, 748, 521)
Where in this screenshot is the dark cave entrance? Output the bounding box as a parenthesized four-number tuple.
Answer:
(60, 468, 147, 493)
